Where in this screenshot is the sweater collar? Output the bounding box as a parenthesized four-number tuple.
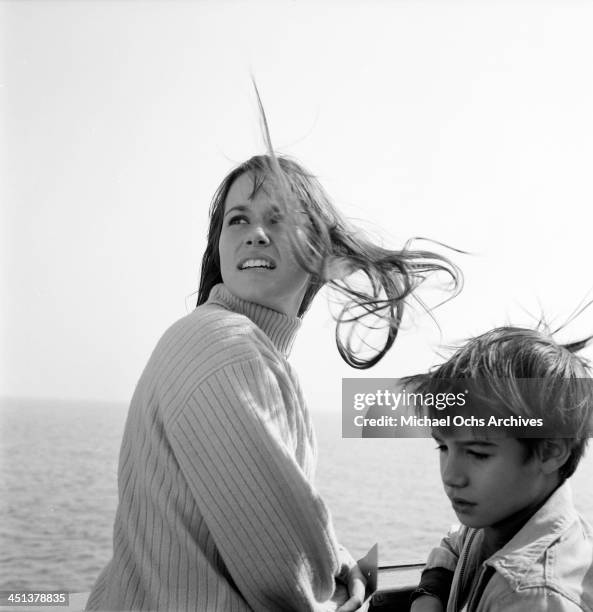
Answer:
(207, 283, 301, 356)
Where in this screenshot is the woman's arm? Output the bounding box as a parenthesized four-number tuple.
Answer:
(164, 353, 342, 611)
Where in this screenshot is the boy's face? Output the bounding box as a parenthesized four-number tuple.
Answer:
(432, 427, 551, 530)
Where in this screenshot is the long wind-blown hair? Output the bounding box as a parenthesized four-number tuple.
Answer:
(197, 85, 463, 368)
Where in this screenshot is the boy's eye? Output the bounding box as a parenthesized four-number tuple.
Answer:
(228, 215, 248, 226)
(269, 213, 284, 224)
(434, 444, 447, 453)
(467, 450, 490, 460)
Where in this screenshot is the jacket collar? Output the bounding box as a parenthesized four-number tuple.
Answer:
(484, 481, 578, 588)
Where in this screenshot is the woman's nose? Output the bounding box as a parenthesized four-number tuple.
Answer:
(245, 225, 270, 246)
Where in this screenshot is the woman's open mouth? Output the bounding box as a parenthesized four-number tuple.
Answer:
(238, 258, 276, 270)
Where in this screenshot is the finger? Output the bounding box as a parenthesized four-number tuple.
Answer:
(348, 576, 366, 601)
(336, 595, 363, 612)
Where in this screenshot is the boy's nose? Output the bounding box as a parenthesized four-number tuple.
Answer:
(245, 225, 270, 246)
(441, 456, 468, 489)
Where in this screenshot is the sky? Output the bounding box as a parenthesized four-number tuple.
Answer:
(3, 0, 593, 410)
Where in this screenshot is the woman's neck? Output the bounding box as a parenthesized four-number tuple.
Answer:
(206, 283, 302, 356)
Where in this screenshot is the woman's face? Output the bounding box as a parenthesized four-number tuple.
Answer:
(218, 171, 310, 317)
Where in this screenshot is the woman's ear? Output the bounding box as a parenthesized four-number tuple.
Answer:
(322, 256, 356, 282)
(537, 439, 572, 475)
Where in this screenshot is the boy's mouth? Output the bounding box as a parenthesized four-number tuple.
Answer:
(450, 497, 477, 513)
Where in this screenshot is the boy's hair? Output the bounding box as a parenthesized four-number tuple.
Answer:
(409, 325, 593, 479)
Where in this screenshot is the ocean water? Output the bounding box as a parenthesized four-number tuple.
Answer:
(1, 399, 592, 592)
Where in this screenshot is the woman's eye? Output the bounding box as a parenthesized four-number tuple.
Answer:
(269, 214, 284, 224)
(434, 444, 447, 453)
(228, 215, 248, 226)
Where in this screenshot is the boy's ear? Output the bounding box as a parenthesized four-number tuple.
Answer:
(537, 439, 571, 475)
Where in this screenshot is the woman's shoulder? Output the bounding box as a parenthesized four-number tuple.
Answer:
(156, 302, 264, 365)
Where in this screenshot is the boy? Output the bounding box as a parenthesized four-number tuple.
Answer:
(409, 326, 593, 612)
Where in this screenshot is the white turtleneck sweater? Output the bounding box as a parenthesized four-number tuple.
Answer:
(86, 284, 354, 611)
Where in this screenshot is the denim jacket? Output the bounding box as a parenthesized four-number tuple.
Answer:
(425, 482, 593, 611)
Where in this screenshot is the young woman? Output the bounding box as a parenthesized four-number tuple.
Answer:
(86, 150, 461, 611)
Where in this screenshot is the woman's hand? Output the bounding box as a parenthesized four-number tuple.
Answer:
(336, 564, 368, 612)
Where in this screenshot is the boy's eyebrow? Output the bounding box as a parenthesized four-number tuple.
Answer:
(458, 440, 499, 448)
(430, 432, 498, 448)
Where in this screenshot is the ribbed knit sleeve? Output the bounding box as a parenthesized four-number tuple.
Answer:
(166, 353, 340, 611)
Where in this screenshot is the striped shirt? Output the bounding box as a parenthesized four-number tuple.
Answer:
(86, 284, 353, 611)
